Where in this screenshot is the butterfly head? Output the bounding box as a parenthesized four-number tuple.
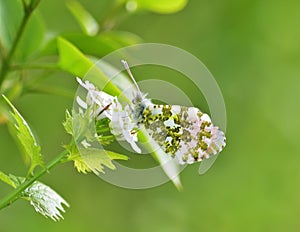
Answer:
(121, 60, 151, 120)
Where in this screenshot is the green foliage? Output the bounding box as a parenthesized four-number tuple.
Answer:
(57, 38, 125, 99)
(0, 0, 23, 51)
(62, 110, 73, 136)
(0, 171, 16, 188)
(63, 108, 92, 141)
(2, 95, 44, 175)
(95, 117, 115, 145)
(128, 0, 188, 14)
(17, 11, 45, 61)
(59, 31, 142, 58)
(57, 37, 94, 77)
(70, 147, 128, 174)
(0, 0, 44, 63)
(0, 0, 190, 222)
(66, 0, 99, 36)
(63, 109, 128, 174)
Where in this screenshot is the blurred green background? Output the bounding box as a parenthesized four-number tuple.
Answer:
(1, 0, 300, 231)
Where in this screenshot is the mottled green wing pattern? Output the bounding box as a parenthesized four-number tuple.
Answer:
(142, 104, 226, 164)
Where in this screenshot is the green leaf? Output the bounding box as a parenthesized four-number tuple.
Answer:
(106, 150, 129, 161)
(22, 180, 69, 221)
(130, 0, 188, 14)
(63, 110, 128, 174)
(73, 148, 128, 175)
(2, 95, 44, 175)
(64, 108, 95, 142)
(0, 0, 23, 52)
(63, 110, 73, 136)
(59, 33, 116, 59)
(64, 108, 114, 146)
(16, 11, 45, 61)
(100, 31, 143, 46)
(57, 37, 94, 77)
(66, 0, 99, 36)
(41, 31, 142, 58)
(57, 37, 124, 99)
(65, 143, 128, 175)
(0, 171, 16, 188)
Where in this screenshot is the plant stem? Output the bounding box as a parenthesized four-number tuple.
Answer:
(0, 149, 69, 210)
(0, 0, 41, 88)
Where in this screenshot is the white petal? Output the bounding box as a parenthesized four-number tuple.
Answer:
(76, 96, 88, 109)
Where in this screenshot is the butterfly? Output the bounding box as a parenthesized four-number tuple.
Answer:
(76, 60, 226, 165)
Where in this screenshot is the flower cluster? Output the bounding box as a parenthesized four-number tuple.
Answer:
(76, 77, 141, 153)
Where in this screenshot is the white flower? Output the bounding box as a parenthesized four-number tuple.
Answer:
(110, 105, 141, 153)
(76, 77, 141, 153)
(76, 77, 119, 119)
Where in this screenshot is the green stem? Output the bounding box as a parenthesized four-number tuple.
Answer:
(0, 0, 41, 88)
(0, 149, 69, 210)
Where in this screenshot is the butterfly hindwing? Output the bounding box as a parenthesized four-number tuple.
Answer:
(142, 104, 226, 164)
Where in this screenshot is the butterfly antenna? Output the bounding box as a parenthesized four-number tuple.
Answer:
(121, 60, 142, 98)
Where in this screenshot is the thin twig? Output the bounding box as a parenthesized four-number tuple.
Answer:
(0, 0, 41, 88)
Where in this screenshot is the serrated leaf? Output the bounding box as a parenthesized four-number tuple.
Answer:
(64, 108, 95, 142)
(2, 95, 44, 175)
(64, 109, 115, 147)
(131, 0, 188, 14)
(66, 0, 99, 36)
(62, 110, 73, 136)
(63, 110, 127, 174)
(0, 171, 16, 188)
(71, 147, 128, 175)
(23, 181, 69, 221)
(106, 151, 129, 161)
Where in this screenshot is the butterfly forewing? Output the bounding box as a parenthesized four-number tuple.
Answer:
(142, 104, 226, 164)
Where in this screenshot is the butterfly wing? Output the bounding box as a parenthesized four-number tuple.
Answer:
(142, 104, 226, 164)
